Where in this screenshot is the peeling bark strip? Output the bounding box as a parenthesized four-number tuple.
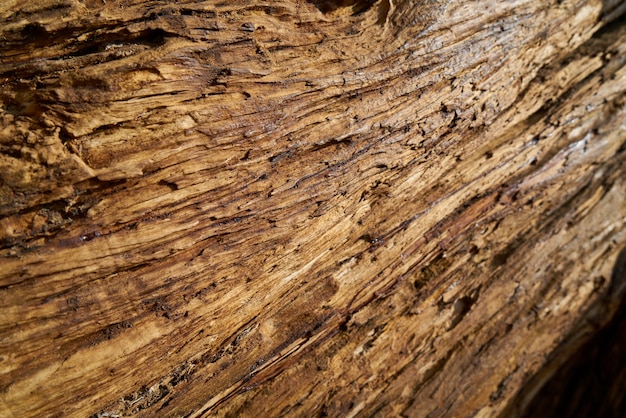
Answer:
(0, 0, 625, 417)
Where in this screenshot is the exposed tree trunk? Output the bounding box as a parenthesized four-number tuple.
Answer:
(1, 0, 625, 417)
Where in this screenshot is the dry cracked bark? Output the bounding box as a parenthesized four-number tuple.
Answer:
(1, 0, 626, 417)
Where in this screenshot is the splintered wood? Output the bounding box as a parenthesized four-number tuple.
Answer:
(1, 1, 625, 417)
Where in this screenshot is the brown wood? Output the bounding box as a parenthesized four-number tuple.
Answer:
(1, 1, 625, 417)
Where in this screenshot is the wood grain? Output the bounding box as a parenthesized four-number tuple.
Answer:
(1, 0, 625, 416)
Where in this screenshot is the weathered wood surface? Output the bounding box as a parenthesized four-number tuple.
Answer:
(1, 0, 625, 417)
(514, 247, 626, 418)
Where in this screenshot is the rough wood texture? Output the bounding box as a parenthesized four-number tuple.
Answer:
(516, 247, 626, 418)
(1, 0, 625, 417)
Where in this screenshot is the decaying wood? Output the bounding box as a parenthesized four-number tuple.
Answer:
(1, 0, 625, 417)
(513, 247, 626, 418)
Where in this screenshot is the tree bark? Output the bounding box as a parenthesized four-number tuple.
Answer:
(1, 0, 625, 417)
